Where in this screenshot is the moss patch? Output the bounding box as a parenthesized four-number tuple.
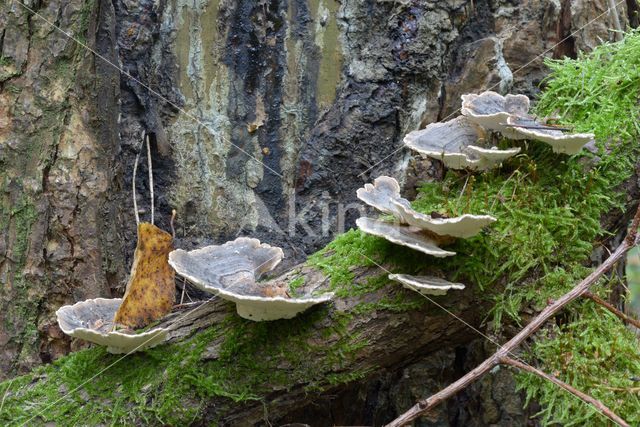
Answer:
(0, 302, 371, 425)
(307, 29, 640, 423)
(517, 300, 640, 426)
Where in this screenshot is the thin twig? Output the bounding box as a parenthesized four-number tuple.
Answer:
(171, 300, 206, 311)
(386, 205, 640, 427)
(583, 291, 640, 329)
(180, 277, 187, 305)
(599, 386, 640, 393)
(457, 173, 470, 205)
(146, 134, 154, 225)
(0, 378, 15, 416)
(500, 357, 629, 427)
(608, 0, 624, 40)
(170, 209, 177, 239)
(132, 151, 141, 226)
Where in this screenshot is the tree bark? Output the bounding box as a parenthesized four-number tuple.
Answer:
(0, 0, 124, 378)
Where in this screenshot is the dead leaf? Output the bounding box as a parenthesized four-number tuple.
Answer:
(114, 222, 175, 329)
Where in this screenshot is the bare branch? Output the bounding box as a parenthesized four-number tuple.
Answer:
(386, 204, 640, 427)
(583, 291, 640, 329)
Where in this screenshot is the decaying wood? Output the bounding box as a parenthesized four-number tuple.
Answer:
(386, 204, 640, 427)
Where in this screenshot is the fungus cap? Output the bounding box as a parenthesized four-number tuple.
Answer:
(168, 237, 332, 321)
(391, 200, 496, 238)
(357, 176, 496, 238)
(389, 274, 465, 295)
(404, 116, 519, 170)
(505, 116, 594, 154)
(461, 91, 530, 131)
(356, 217, 456, 257)
(356, 175, 406, 216)
(56, 298, 168, 354)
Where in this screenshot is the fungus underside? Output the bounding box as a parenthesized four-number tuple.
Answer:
(2, 31, 640, 426)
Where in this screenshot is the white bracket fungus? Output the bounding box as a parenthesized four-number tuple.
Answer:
(357, 176, 496, 238)
(504, 116, 595, 155)
(388, 274, 465, 295)
(356, 217, 456, 257)
(403, 116, 520, 170)
(168, 237, 333, 321)
(461, 91, 594, 154)
(56, 298, 168, 354)
(461, 91, 530, 132)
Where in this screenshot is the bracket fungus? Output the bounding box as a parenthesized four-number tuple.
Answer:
(461, 91, 594, 154)
(504, 115, 595, 155)
(403, 116, 520, 170)
(56, 142, 178, 353)
(461, 91, 530, 132)
(56, 298, 168, 354)
(357, 176, 496, 239)
(355, 217, 456, 257)
(168, 237, 333, 321)
(389, 274, 466, 296)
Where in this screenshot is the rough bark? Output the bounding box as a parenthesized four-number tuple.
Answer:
(0, 0, 124, 378)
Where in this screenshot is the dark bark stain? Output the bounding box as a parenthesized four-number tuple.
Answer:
(223, 1, 286, 222)
(628, 0, 640, 28)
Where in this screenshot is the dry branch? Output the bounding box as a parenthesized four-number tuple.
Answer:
(386, 204, 640, 427)
(583, 291, 640, 329)
(500, 357, 630, 427)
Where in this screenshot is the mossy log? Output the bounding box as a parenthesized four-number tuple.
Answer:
(1, 259, 495, 426)
(158, 264, 488, 424)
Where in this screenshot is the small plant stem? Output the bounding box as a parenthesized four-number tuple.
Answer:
(386, 204, 640, 427)
(499, 357, 629, 427)
(607, 0, 623, 40)
(146, 134, 154, 225)
(583, 291, 640, 329)
(132, 151, 140, 226)
(170, 209, 177, 239)
(180, 277, 187, 305)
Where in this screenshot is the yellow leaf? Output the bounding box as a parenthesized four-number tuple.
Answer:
(114, 222, 175, 329)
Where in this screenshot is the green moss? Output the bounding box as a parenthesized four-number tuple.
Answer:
(0, 181, 40, 365)
(310, 30, 640, 424)
(0, 302, 371, 425)
(287, 274, 305, 297)
(517, 300, 640, 426)
(508, 30, 640, 425)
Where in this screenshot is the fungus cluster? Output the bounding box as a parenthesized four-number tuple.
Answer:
(57, 234, 334, 352)
(56, 136, 333, 354)
(56, 222, 176, 354)
(356, 176, 496, 295)
(56, 90, 592, 354)
(360, 91, 593, 295)
(405, 91, 594, 169)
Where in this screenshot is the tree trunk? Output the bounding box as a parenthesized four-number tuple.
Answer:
(0, 0, 124, 377)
